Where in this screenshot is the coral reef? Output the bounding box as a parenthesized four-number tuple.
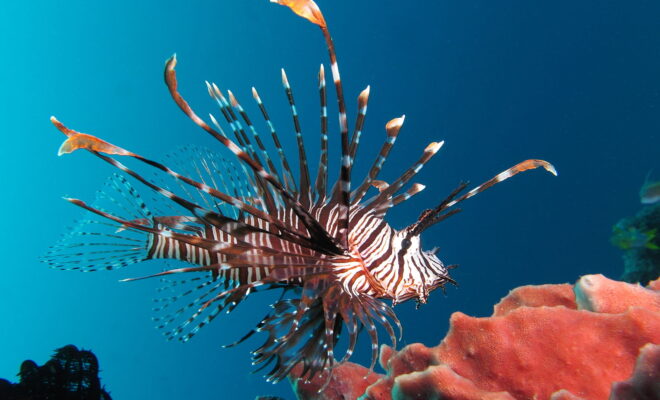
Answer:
(291, 275, 659, 400)
(612, 202, 660, 284)
(609, 343, 660, 400)
(289, 362, 382, 400)
(0, 345, 111, 400)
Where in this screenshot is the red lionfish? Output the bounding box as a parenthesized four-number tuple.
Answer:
(43, 0, 556, 384)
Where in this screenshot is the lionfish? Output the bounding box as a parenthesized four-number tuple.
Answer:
(43, 0, 556, 385)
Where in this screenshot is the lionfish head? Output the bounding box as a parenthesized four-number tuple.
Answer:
(386, 156, 557, 305)
(388, 226, 453, 305)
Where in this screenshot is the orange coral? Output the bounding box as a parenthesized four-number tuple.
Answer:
(292, 275, 660, 400)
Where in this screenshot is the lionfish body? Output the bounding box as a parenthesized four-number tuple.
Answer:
(43, 0, 556, 384)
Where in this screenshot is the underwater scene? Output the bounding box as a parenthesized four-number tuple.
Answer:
(1, 0, 659, 399)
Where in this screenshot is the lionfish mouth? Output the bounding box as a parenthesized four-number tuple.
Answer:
(43, 0, 556, 387)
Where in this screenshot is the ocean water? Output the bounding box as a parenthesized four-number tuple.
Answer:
(1, 0, 659, 399)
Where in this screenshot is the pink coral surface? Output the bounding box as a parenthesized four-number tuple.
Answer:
(292, 275, 660, 400)
(289, 362, 382, 400)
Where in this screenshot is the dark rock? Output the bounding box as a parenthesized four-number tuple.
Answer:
(0, 345, 111, 400)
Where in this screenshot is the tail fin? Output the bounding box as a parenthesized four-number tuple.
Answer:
(41, 173, 151, 271)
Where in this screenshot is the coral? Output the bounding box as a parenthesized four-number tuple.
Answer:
(610, 343, 660, 400)
(0, 345, 111, 400)
(289, 362, 383, 400)
(613, 202, 660, 284)
(492, 283, 576, 315)
(290, 275, 660, 400)
(574, 274, 659, 313)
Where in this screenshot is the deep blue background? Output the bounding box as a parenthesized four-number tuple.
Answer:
(2, 1, 659, 399)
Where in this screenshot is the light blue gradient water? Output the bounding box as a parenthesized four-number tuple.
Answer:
(1, 1, 659, 398)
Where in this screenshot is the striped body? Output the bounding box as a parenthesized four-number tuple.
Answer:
(147, 204, 448, 302)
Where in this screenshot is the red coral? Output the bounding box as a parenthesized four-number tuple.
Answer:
(492, 283, 576, 316)
(574, 274, 660, 314)
(289, 361, 382, 400)
(421, 306, 657, 399)
(291, 274, 660, 400)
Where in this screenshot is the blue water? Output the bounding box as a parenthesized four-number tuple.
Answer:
(2, 1, 659, 399)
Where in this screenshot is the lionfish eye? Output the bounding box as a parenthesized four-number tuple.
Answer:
(401, 238, 412, 250)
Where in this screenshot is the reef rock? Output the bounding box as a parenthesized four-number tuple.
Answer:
(613, 202, 660, 284)
(291, 274, 660, 400)
(0, 344, 111, 400)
